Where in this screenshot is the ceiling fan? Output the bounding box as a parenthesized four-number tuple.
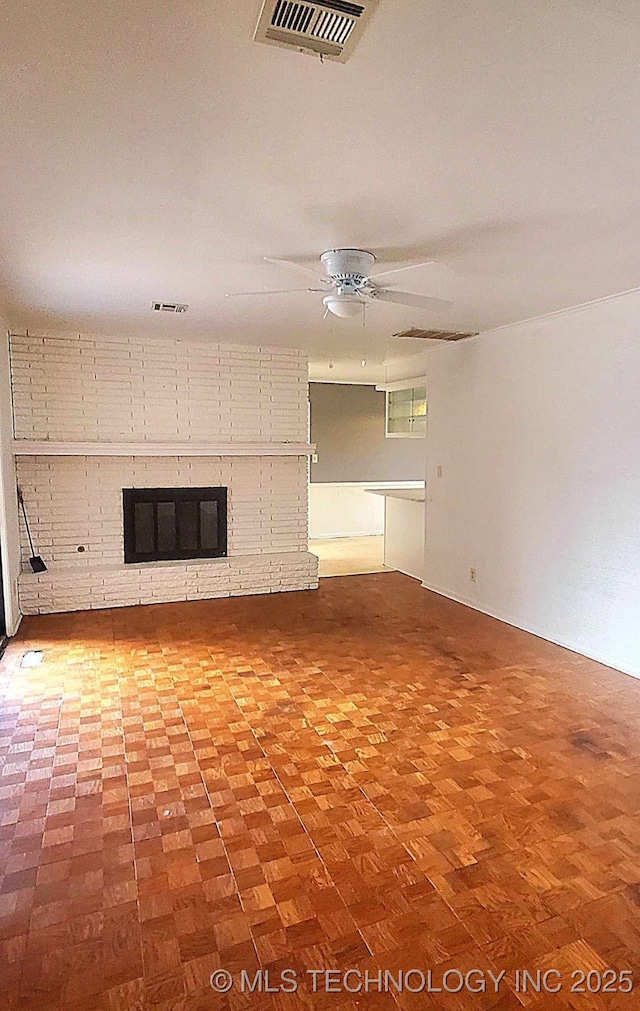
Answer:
(226, 248, 453, 318)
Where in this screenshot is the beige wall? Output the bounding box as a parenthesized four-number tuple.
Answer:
(424, 289, 640, 680)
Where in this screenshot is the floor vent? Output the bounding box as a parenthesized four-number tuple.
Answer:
(392, 328, 478, 341)
(20, 650, 44, 668)
(152, 302, 189, 313)
(255, 0, 379, 63)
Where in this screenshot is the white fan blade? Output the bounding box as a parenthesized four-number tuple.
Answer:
(374, 289, 453, 310)
(368, 259, 439, 281)
(225, 288, 324, 297)
(264, 257, 327, 281)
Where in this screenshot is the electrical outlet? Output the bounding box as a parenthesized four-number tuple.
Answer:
(469, 567, 477, 583)
(437, 465, 443, 478)
(311, 453, 319, 464)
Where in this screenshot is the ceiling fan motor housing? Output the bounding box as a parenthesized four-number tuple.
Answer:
(320, 249, 375, 315)
(320, 249, 375, 288)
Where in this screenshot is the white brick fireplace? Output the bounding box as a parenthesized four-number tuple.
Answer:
(10, 332, 318, 614)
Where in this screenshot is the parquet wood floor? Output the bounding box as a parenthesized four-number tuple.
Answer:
(1, 573, 639, 1010)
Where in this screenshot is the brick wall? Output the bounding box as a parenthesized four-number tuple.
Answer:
(11, 332, 318, 613)
(10, 333, 307, 443)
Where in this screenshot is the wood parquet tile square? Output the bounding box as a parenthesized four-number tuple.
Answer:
(1, 572, 640, 1009)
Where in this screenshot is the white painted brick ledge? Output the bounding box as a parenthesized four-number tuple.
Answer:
(18, 552, 319, 614)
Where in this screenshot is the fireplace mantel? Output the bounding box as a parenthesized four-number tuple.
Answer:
(12, 440, 315, 457)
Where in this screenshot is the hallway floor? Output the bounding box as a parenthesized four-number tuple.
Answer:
(309, 535, 389, 577)
(1, 573, 639, 1009)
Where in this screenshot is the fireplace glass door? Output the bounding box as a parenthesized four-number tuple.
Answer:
(123, 487, 227, 563)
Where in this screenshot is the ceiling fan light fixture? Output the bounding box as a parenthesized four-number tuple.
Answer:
(322, 293, 366, 318)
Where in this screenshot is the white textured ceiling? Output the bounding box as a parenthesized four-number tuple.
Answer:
(1, 0, 640, 381)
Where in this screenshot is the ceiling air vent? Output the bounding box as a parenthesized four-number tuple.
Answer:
(254, 0, 380, 63)
(392, 328, 478, 341)
(151, 301, 189, 313)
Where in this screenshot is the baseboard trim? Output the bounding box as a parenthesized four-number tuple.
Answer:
(307, 533, 382, 541)
(309, 532, 384, 541)
(420, 580, 640, 681)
